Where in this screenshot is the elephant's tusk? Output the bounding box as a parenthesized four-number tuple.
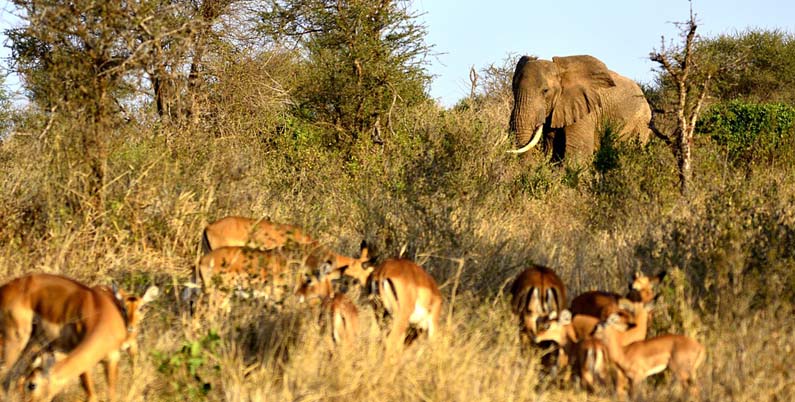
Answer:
(508, 125, 543, 154)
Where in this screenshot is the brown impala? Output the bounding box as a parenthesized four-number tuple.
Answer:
(201, 216, 315, 253)
(509, 265, 567, 337)
(367, 258, 443, 350)
(0, 274, 157, 402)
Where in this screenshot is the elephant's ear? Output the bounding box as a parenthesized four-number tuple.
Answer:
(550, 55, 616, 128)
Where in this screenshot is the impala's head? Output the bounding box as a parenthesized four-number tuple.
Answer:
(333, 241, 376, 286)
(295, 268, 334, 304)
(627, 271, 666, 303)
(108, 284, 160, 334)
(20, 353, 56, 402)
(534, 309, 572, 345)
(592, 312, 628, 342)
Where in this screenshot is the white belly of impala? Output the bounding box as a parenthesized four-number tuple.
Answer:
(644, 364, 667, 377)
(409, 305, 429, 327)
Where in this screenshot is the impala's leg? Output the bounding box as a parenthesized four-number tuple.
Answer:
(386, 308, 411, 351)
(102, 351, 121, 402)
(80, 371, 98, 402)
(629, 377, 645, 400)
(427, 300, 442, 341)
(1, 309, 33, 387)
(127, 339, 139, 371)
(614, 369, 628, 399)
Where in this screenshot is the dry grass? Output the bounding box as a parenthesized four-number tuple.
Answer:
(1, 91, 794, 402)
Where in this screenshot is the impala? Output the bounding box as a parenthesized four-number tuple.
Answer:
(592, 313, 705, 398)
(0, 273, 157, 402)
(535, 301, 651, 393)
(201, 216, 315, 253)
(94, 284, 161, 365)
(367, 258, 443, 350)
(575, 338, 612, 393)
(509, 265, 566, 337)
(195, 242, 373, 312)
(569, 271, 665, 320)
(295, 268, 360, 346)
(197, 246, 293, 311)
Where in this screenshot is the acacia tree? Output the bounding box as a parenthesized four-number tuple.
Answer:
(6, 0, 236, 210)
(697, 29, 795, 104)
(258, 0, 432, 142)
(649, 8, 715, 195)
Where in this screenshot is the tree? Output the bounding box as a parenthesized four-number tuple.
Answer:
(697, 29, 795, 104)
(258, 0, 432, 142)
(0, 75, 12, 138)
(5, 0, 234, 210)
(649, 6, 728, 195)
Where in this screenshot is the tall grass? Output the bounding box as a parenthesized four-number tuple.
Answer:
(1, 92, 793, 401)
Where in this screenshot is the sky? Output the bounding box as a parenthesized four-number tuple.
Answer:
(1, 0, 794, 107)
(414, 0, 795, 106)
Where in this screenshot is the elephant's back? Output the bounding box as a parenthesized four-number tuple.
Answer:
(604, 71, 651, 143)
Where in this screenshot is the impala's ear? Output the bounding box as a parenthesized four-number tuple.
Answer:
(140, 286, 160, 306)
(651, 271, 666, 286)
(559, 309, 572, 325)
(324, 261, 344, 280)
(112, 282, 123, 301)
(31, 353, 56, 372)
(320, 261, 334, 275)
(359, 240, 369, 259)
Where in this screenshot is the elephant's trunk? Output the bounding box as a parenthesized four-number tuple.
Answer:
(509, 92, 544, 154)
(508, 125, 543, 154)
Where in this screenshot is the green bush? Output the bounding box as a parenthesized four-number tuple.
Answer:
(155, 330, 221, 399)
(696, 100, 795, 163)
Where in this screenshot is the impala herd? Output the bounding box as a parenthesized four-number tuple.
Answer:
(0, 215, 705, 401)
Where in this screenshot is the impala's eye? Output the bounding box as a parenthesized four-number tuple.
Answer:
(27, 382, 37, 391)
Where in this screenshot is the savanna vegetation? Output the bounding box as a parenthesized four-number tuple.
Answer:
(1, 1, 794, 401)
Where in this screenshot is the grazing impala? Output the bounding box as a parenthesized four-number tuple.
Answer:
(295, 268, 360, 346)
(197, 246, 293, 311)
(510, 265, 566, 337)
(593, 313, 705, 398)
(196, 242, 373, 311)
(201, 216, 315, 253)
(0, 274, 157, 402)
(367, 258, 443, 350)
(535, 301, 651, 392)
(570, 271, 665, 320)
(575, 338, 612, 393)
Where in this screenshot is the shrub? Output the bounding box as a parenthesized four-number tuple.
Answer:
(696, 100, 795, 164)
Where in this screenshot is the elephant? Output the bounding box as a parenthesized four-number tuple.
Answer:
(508, 55, 651, 161)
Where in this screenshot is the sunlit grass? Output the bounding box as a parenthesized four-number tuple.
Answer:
(0, 97, 793, 401)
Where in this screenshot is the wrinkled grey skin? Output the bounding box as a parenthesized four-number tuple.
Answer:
(509, 55, 651, 161)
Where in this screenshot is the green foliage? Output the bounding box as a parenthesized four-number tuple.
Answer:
(258, 0, 432, 139)
(698, 29, 795, 103)
(155, 330, 222, 399)
(5, 10, 795, 400)
(636, 183, 795, 315)
(0, 75, 11, 137)
(593, 124, 622, 175)
(697, 100, 795, 163)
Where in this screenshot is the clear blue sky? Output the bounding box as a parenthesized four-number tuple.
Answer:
(2, 1, 794, 107)
(415, 0, 795, 106)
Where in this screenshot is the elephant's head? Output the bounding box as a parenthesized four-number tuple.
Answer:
(509, 55, 617, 154)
